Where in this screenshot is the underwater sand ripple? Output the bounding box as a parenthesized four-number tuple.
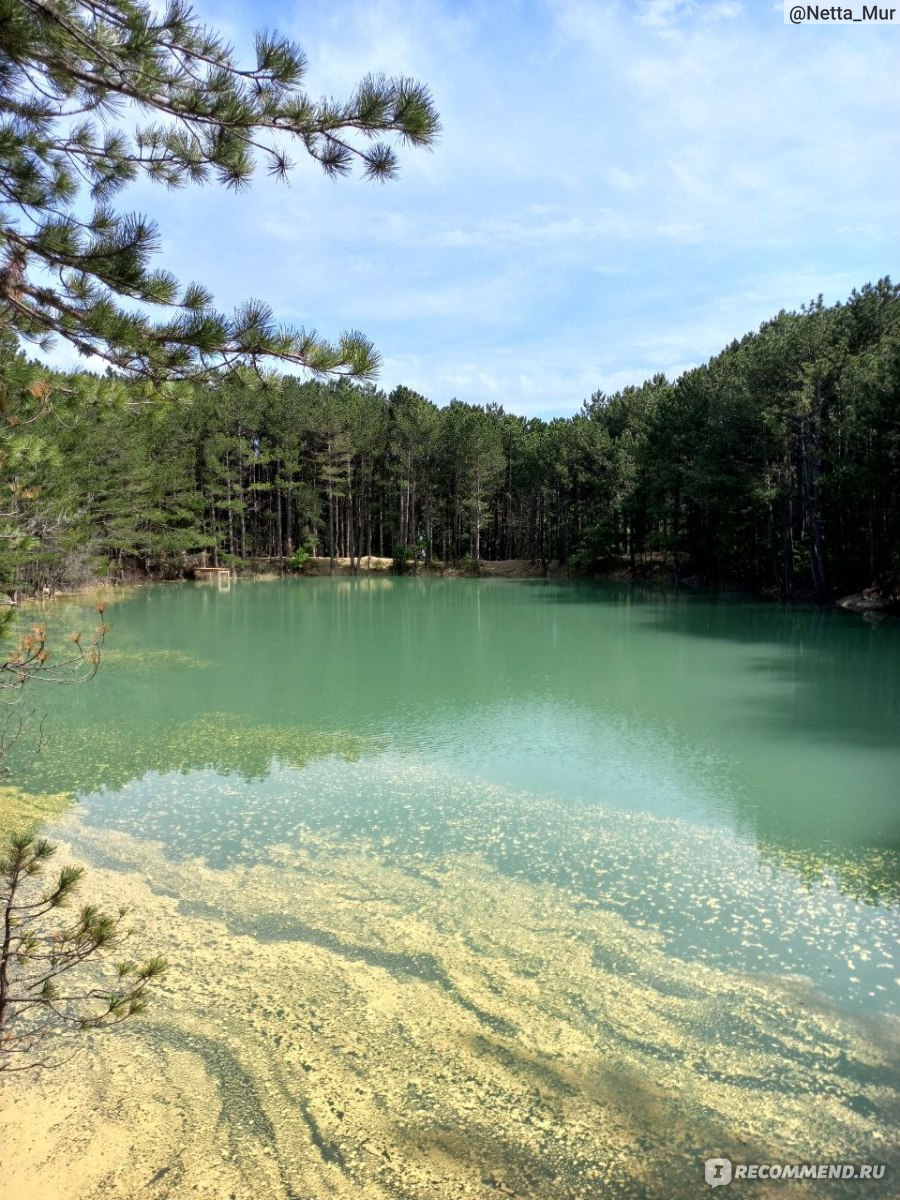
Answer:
(1, 816, 897, 1200)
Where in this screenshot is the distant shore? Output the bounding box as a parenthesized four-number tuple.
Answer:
(302, 557, 566, 578)
(6, 558, 896, 618)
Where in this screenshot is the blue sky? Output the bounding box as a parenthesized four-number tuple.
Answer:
(60, 0, 900, 417)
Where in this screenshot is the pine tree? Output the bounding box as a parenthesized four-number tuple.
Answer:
(0, 0, 439, 380)
(0, 831, 166, 1072)
(0, 593, 165, 1074)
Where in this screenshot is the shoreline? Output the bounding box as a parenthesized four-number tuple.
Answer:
(4, 560, 894, 618)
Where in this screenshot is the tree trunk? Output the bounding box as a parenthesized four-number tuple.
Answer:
(802, 379, 830, 601)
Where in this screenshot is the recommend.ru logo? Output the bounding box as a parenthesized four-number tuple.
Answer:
(705, 1157, 887, 1187)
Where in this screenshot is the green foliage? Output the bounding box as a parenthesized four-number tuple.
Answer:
(392, 544, 414, 575)
(0, 831, 165, 1072)
(454, 554, 481, 576)
(0, 0, 439, 380)
(287, 545, 311, 573)
(0, 592, 161, 1074)
(2, 280, 898, 599)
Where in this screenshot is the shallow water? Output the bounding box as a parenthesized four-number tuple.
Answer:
(2, 578, 898, 1199)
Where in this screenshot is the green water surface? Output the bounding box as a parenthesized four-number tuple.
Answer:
(17, 578, 900, 1011)
(7, 577, 900, 1197)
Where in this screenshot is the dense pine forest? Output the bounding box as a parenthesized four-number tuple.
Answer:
(2, 279, 898, 601)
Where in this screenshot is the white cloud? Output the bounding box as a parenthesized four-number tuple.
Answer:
(28, 0, 900, 415)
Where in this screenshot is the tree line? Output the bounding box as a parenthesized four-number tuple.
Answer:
(2, 278, 898, 601)
(1, 0, 440, 1075)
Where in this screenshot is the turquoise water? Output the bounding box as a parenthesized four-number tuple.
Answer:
(7, 578, 899, 1199)
(23, 579, 900, 1009)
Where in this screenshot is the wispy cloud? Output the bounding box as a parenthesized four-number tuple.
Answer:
(34, 0, 900, 417)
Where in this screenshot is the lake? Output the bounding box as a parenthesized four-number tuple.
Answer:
(2, 578, 898, 1199)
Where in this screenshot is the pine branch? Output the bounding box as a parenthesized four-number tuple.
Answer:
(0, 0, 439, 381)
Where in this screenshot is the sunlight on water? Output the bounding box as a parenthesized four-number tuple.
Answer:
(1, 580, 898, 1199)
(71, 753, 900, 1014)
(3, 811, 898, 1200)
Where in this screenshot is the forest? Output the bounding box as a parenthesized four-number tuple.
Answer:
(2, 278, 899, 602)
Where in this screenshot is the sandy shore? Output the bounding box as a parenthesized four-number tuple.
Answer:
(2, 809, 897, 1200)
(303, 557, 566, 578)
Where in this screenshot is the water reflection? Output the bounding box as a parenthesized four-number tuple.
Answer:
(4, 580, 900, 1199)
(11, 580, 900, 953)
